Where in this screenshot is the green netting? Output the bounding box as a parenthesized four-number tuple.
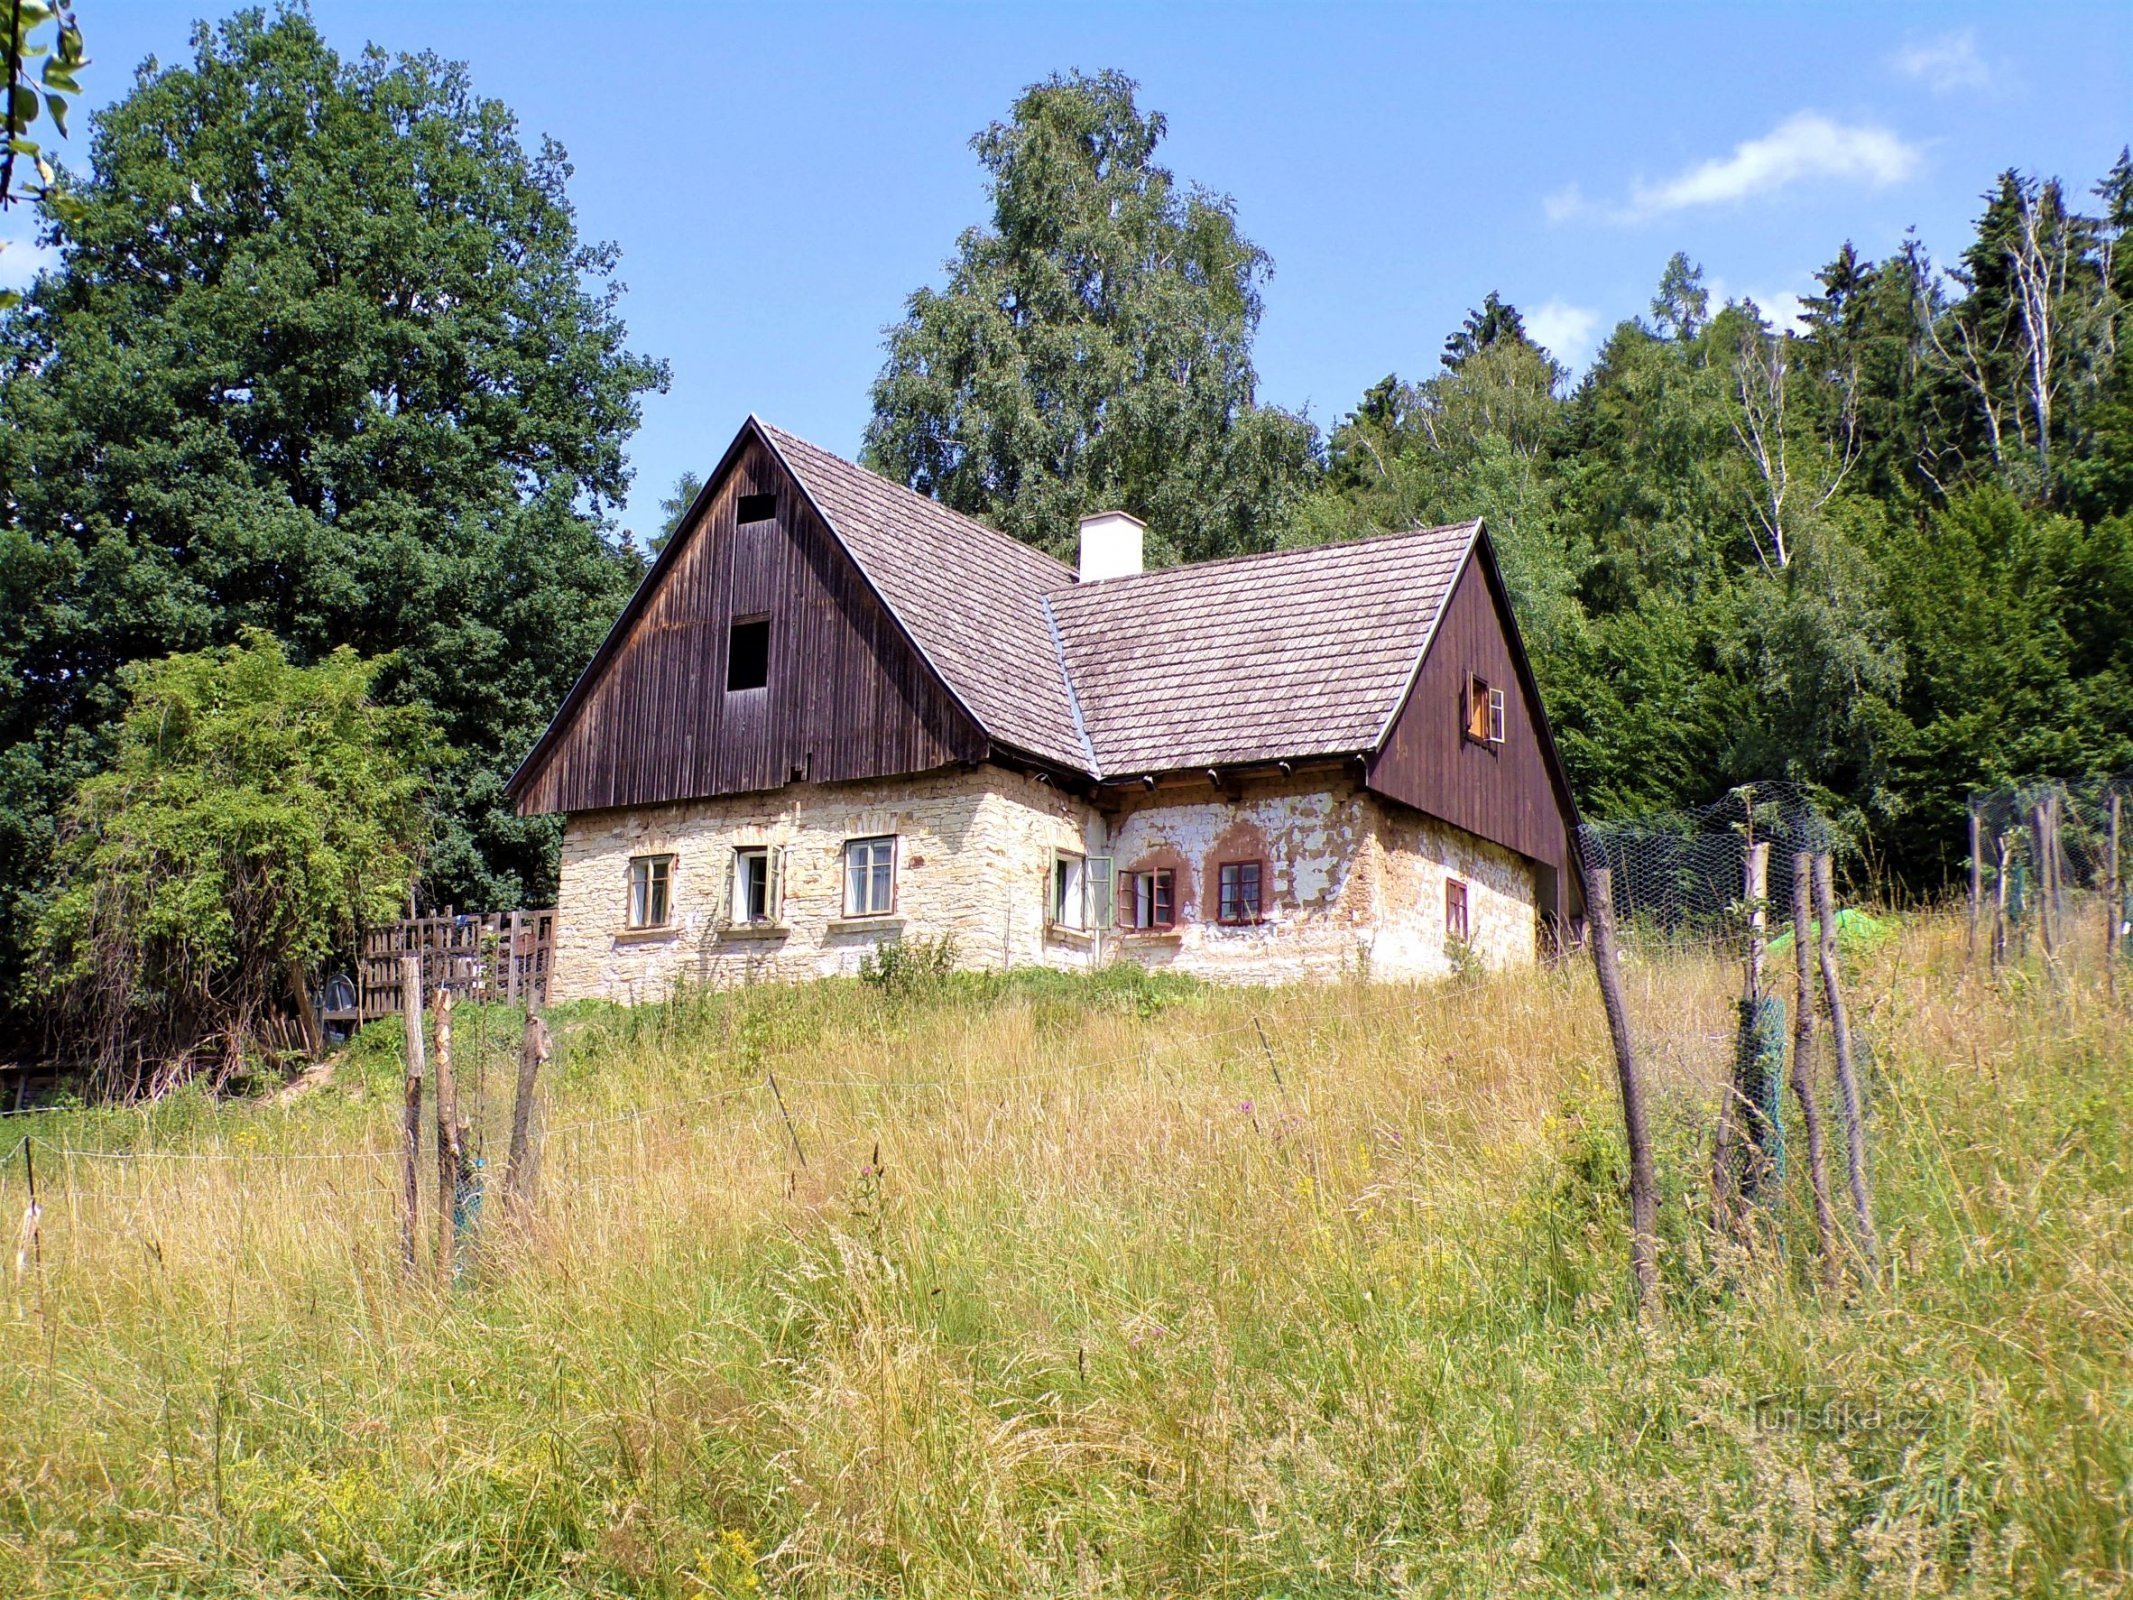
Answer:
(1733, 994, 1787, 1201)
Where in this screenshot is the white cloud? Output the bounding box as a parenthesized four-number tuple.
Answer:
(1525, 298, 1601, 367)
(1552, 113, 1924, 225)
(1893, 30, 1991, 94)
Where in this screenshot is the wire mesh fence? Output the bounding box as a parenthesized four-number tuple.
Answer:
(1576, 782, 1877, 1296)
(1967, 774, 2131, 967)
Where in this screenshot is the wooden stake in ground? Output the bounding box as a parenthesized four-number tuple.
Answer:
(2032, 796, 2057, 960)
(398, 954, 425, 1278)
(1968, 801, 1982, 965)
(1993, 830, 2010, 971)
(2106, 790, 2122, 997)
(1812, 853, 1879, 1274)
(1584, 864, 1658, 1312)
(433, 987, 459, 1289)
(503, 1000, 550, 1221)
(1790, 851, 1839, 1288)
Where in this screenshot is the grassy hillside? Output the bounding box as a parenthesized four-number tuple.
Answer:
(1, 916, 2127, 1597)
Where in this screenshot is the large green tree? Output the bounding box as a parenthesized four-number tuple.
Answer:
(863, 69, 1315, 565)
(0, 7, 665, 1019)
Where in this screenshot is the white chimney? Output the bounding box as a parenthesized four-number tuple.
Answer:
(1077, 510, 1145, 582)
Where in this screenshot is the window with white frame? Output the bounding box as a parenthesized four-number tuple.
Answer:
(843, 836, 896, 917)
(731, 845, 781, 924)
(1466, 673, 1507, 745)
(1052, 853, 1086, 930)
(627, 855, 672, 929)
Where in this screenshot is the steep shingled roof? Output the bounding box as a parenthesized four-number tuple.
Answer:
(755, 422, 1093, 771)
(1047, 524, 1476, 775)
(757, 421, 1479, 781)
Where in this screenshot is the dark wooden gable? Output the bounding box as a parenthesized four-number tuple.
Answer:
(1366, 534, 1583, 917)
(510, 430, 986, 816)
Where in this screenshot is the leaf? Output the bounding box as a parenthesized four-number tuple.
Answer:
(44, 94, 66, 138)
(10, 136, 40, 157)
(42, 60, 80, 93)
(0, 290, 19, 311)
(11, 84, 41, 130)
(35, 154, 52, 186)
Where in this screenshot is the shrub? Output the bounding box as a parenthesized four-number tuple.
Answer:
(32, 631, 436, 1093)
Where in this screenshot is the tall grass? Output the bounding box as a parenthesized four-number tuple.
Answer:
(1, 915, 2127, 1596)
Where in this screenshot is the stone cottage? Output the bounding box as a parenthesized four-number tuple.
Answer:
(506, 417, 1584, 1001)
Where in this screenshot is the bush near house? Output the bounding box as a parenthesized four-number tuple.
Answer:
(32, 631, 435, 1093)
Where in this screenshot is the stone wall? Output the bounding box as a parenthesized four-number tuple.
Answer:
(550, 764, 1539, 1002)
(550, 764, 1100, 1003)
(1102, 773, 1537, 983)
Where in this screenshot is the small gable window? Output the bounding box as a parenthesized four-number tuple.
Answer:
(1466, 673, 1506, 746)
(628, 855, 673, 930)
(727, 616, 770, 692)
(736, 491, 776, 523)
(1217, 860, 1264, 925)
(1446, 878, 1470, 944)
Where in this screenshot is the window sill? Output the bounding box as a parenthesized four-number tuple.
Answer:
(1045, 924, 1094, 947)
(717, 921, 790, 942)
(827, 915, 904, 935)
(613, 925, 680, 943)
(1119, 927, 1182, 942)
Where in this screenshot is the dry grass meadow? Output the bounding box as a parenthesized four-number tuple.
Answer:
(1, 910, 2127, 1597)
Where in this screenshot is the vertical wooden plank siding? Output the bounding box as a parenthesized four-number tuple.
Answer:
(514, 439, 984, 816)
(1365, 555, 1576, 887)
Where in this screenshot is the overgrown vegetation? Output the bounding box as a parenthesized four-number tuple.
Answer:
(2, 913, 2126, 1594)
(31, 632, 434, 1094)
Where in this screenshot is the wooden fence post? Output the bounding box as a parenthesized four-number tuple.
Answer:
(1813, 853, 1879, 1274)
(1790, 851, 1839, 1287)
(398, 955, 425, 1278)
(1584, 864, 1659, 1313)
(507, 909, 524, 1007)
(1993, 830, 2010, 971)
(503, 998, 550, 1221)
(1967, 800, 1982, 964)
(2109, 790, 2123, 998)
(433, 987, 459, 1289)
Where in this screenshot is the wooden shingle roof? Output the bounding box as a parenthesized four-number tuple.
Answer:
(762, 422, 1478, 781)
(1047, 524, 1476, 776)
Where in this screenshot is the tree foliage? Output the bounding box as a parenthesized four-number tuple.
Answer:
(0, 7, 665, 1023)
(34, 632, 435, 1092)
(1300, 152, 2133, 882)
(863, 69, 1315, 565)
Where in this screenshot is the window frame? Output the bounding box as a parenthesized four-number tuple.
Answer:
(726, 614, 771, 693)
(627, 853, 674, 930)
(1466, 673, 1507, 747)
(735, 491, 777, 524)
(1120, 867, 1177, 931)
(1446, 877, 1470, 944)
(842, 835, 898, 918)
(732, 845, 774, 924)
(1051, 851, 1088, 931)
(1216, 858, 1265, 926)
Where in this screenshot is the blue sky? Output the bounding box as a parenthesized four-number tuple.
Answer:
(3, 2, 2128, 541)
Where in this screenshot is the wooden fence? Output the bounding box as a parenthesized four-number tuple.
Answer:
(347, 910, 557, 1025)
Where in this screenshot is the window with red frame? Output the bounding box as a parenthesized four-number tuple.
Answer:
(1446, 878, 1470, 943)
(1118, 868, 1176, 929)
(1217, 860, 1264, 924)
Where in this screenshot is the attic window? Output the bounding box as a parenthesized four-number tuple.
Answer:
(727, 616, 770, 691)
(736, 492, 776, 523)
(1466, 674, 1506, 745)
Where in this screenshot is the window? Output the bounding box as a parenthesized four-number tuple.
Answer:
(1466, 674, 1507, 745)
(628, 855, 672, 929)
(1119, 868, 1176, 930)
(736, 491, 776, 523)
(731, 846, 781, 924)
(1446, 878, 1470, 944)
(844, 836, 896, 917)
(1217, 860, 1264, 925)
(727, 616, 769, 692)
(1052, 853, 1087, 930)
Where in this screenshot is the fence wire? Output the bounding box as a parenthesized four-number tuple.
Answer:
(1968, 774, 2131, 962)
